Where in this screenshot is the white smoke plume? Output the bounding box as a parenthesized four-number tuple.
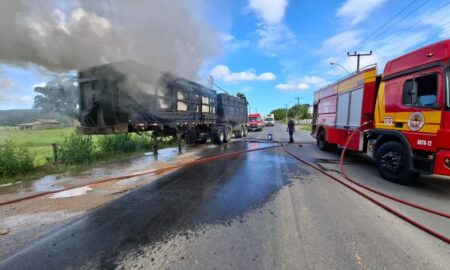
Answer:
(0, 0, 220, 79)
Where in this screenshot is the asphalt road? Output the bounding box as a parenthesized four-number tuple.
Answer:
(1, 123, 450, 269)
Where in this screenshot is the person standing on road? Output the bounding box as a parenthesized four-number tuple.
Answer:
(287, 116, 295, 143)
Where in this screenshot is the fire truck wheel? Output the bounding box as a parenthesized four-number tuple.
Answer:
(224, 128, 232, 143)
(317, 130, 336, 151)
(215, 129, 225, 145)
(375, 141, 419, 184)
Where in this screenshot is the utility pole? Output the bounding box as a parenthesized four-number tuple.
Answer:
(347, 51, 372, 73)
(295, 97, 302, 124)
(285, 104, 288, 124)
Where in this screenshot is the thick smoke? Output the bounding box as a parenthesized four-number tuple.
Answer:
(0, 0, 220, 79)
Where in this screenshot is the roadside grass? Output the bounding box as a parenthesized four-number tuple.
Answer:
(298, 125, 312, 132)
(0, 126, 178, 185)
(276, 121, 312, 132)
(1, 127, 81, 166)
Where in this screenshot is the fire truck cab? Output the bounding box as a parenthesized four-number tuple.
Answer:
(313, 40, 450, 184)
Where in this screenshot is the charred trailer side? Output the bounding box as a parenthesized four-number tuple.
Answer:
(77, 60, 247, 145)
(216, 93, 249, 140)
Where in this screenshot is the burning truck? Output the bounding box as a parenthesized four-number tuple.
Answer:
(77, 60, 248, 147)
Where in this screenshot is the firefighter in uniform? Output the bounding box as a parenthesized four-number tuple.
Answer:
(287, 116, 295, 143)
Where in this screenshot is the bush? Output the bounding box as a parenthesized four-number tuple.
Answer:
(58, 134, 95, 164)
(0, 141, 34, 178)
(97, 133, 151, 153)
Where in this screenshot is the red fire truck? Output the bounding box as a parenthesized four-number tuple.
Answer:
(312, 39, 450, 184)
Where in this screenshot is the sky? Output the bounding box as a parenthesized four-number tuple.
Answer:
(0, 0, 449, 115)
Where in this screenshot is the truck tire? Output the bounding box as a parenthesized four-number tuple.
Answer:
(375, 141, 419, 185)
(238, 127, 244, 138)
(243, 127, 248, 137)
(224, 128, 232, 143)
(235, 127, 244, 138)
(317, 130, 336, 151)
(214, 128, 225, 145)
(184, 131, 196, 145)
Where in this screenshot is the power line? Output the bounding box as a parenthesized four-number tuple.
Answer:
(353, 0, 419, 50)
(383, 1, 450, 44)
(361, 0, 431, 47)
(405, 19, 450, 46)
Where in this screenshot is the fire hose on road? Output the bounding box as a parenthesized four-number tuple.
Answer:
(282, 144, 450, 244)
(243, 124, 450, 243)
(273, 124, 450, 244)
(1, 131, 449, 244)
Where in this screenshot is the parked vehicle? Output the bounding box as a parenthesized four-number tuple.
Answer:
(264, 114, 275, 126)
(77, 60, 248, 146)
(248, 113, 264, 131)
(312, 39, 450, 184)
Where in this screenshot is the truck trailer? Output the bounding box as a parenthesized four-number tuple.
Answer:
(77, 60, 248, 146)
(312, 39, 450, 184)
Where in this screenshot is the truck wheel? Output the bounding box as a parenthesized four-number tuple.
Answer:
(214, 129, 225, 145)
(243, 127, 248, 137)
(184, 131, 196, 145)
(317, 130, 336, 151)
(224, 129, 232, 143)
(235, 128, 243, 138)
(375, 141, 418, 185)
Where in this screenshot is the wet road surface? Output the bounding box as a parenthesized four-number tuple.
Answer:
(1, 124, 450, 269)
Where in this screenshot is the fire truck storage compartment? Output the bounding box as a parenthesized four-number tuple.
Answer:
(336, 88, 363, 128)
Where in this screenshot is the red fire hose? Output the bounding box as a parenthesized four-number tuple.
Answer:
(0, 144, 280, 206)
(283, 144, 450, 244)
(338, 122, 450, 219)
(279, 124, 450, 244)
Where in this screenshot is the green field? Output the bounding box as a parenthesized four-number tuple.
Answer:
(0, 126, 178, 185)
(0, 127, 76, 166)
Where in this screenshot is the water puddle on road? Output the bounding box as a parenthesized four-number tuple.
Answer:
(0, 142, 268, 200)
(0, 146, 192, 198)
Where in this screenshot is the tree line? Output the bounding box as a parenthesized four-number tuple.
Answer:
(270, 104, 311, 121)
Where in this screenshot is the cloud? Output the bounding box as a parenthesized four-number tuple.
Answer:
(322, 30, 362, 52)
(210, 65, 276, 82)
(323, 30, 429, 78)
(276, 76, 328, 91)
(0, 77, 16, 90)
(33, 82, 47, 89)
(256, 23, 296, 55)
(0, 75, 32, 103)
(337, 0, 388, 26)
(276, 82, 309, 91)
(249, 0, 288, 25)
(247, 0, 297, 58)
(422, 5, 450, 38)
(219, 33, 251, 52)
(0, 92, 32, 102)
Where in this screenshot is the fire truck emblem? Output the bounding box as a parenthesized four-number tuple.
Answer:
(407, 112, 425, 131)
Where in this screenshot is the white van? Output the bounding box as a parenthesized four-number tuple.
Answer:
(264, 114, 275, 126)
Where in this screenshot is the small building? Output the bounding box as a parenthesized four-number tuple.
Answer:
(18, 119, 61, 130)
